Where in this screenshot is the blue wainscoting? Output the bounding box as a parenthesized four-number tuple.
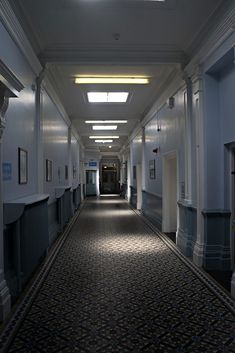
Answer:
(130, 186, 137, 209)
(177, 200, 197, 257)
(3, 195, 49, 301)
(142, 190, 162, 230)
(201, 209, 231, 270)
(48, 200, 60, 244)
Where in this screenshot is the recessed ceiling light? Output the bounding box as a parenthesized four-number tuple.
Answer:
(109, 146, 112, 149)
(75, 77, 149, 84)
(87, 92, 129, 103)
(92, 125, 117, 130)
(89, 136, 119, 139)
(85, 120, 127, 124)
(95, 140, 113, 143)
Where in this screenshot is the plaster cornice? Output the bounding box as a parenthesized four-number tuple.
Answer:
(185, 1, 235, 76)
(0, 0, 42, 76)
(39, 44, 187, 65)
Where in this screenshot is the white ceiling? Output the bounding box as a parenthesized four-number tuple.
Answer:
(10, 0, 224, 153)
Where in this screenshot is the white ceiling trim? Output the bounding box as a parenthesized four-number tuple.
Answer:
(185, 2, 235, 76)
(0, 0, 42, 76)
(40, 44, 187, 65)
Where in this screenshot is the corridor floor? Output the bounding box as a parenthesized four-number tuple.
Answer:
(1, 196, 235, 353)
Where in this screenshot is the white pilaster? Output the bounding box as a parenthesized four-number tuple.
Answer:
(141, 127, 146, 191)
(0, 84, 11, 321)
(35, 70, 46, 194)
(183, 75, 193, 204)
(192, 68, 206, 267)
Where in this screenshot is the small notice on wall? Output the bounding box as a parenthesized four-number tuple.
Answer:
(89, 161, 97, 167)
(2, 162, 12, 181)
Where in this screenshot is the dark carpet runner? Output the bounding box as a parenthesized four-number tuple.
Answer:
(1, 196, 235, 352)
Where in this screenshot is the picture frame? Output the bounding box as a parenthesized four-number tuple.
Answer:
(133, 165, 136, 180)
(73, 165, 76, 179)
(65, 165, 68, 180)
(149, 159, 156, 179)
(18, 148, 28, 184)
(46, 159, 52, 182)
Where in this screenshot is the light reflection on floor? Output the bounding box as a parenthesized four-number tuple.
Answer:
(93, 209, 134, 217)
(94, 235, 168, 254)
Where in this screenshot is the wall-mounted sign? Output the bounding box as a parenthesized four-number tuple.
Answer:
(18, 148, 28, 184)
(2, 162, 12, 181)
(149, 159, 156, 179)
(89, 161, 97, 167)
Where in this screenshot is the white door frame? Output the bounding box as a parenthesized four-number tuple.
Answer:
(136, 163, 142, 210)
(162, 151, 178, 233)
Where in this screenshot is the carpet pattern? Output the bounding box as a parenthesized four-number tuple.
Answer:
(1, 197, 235, 352)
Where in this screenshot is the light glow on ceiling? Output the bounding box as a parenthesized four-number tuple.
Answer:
(109, 146, 112, 149)
(75, 77, 149, 85)
(87, 92, 129, 103)
(89, 136, 119, 139)
(85, 120, 127, 124)
(95, 140, 113, 143)
(92, 125, 117, 130)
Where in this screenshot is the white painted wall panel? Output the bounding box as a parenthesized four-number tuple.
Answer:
(0, 22, 39, 84)
(130, 134, 142, 188)
(0, 21, 38, 201)
(219, 65, 235, 144)
(42, 90, 69, 203)
(71, 134, 80, 187)
(2, 87, 37, 201)
(144, 90, 186, 197)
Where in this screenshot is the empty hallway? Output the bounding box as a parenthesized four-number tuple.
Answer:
(1, 196, 235, 353)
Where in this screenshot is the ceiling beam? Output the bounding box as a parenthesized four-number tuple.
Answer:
(39, 45, 188, 66)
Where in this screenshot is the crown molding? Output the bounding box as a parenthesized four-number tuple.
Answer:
(0, 0, 42, 76)
(39, 44, 187, 65)
(140, 67, 185, 129)
(0, 59, 24, 96)
(42, 73, 70, 128)
(185, 1, 235, 76)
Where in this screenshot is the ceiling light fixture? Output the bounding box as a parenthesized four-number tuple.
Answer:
(95, 140, 113, 143)
(75, 77, 149, 84)
(89, 136, 119, 139)
(92, 125, 117, 130)
(85, 120, 127, 124)
(87, 92, 129, 103)
(109, 146, 112, 149)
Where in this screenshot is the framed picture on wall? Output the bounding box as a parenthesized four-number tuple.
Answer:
(46, 159, 52, 182)
(73, 165, 76, 179)
(65, 165, 68, 180)
(133, 165, 136, 180)
(18, 148, 28, 184)
(149, 159, 156, 179)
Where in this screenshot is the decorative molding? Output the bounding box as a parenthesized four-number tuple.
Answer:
(0, 59, 24, 96)
(39, 44, 187, 65)
(42, 73, 72, 129)
(202, 209, 231, 217)
(0, 0, 42, 76)
(185, 1, 235, 76)
(141, 68, 184, 127)
(0, 66, 24, 138)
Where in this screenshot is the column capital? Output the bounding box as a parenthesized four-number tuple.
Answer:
(0, 83, 10, 139)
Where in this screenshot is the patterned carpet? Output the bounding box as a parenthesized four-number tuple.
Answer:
(1, 196, 235, 353)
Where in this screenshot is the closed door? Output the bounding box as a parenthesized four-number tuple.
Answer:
(232, 149, 235, 266)
(86, 170, 97, 196)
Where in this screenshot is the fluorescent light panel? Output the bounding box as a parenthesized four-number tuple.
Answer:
(75, 77, 149, 84)
(85, 120, 127, 124)
(87, 92, 129, 103)
(89, 136, 119, 139)
(95, 140, 113, 143)
(92, 125, 117, 130)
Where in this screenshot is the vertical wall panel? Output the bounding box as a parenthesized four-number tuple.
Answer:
(42, 90, 69, 203)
